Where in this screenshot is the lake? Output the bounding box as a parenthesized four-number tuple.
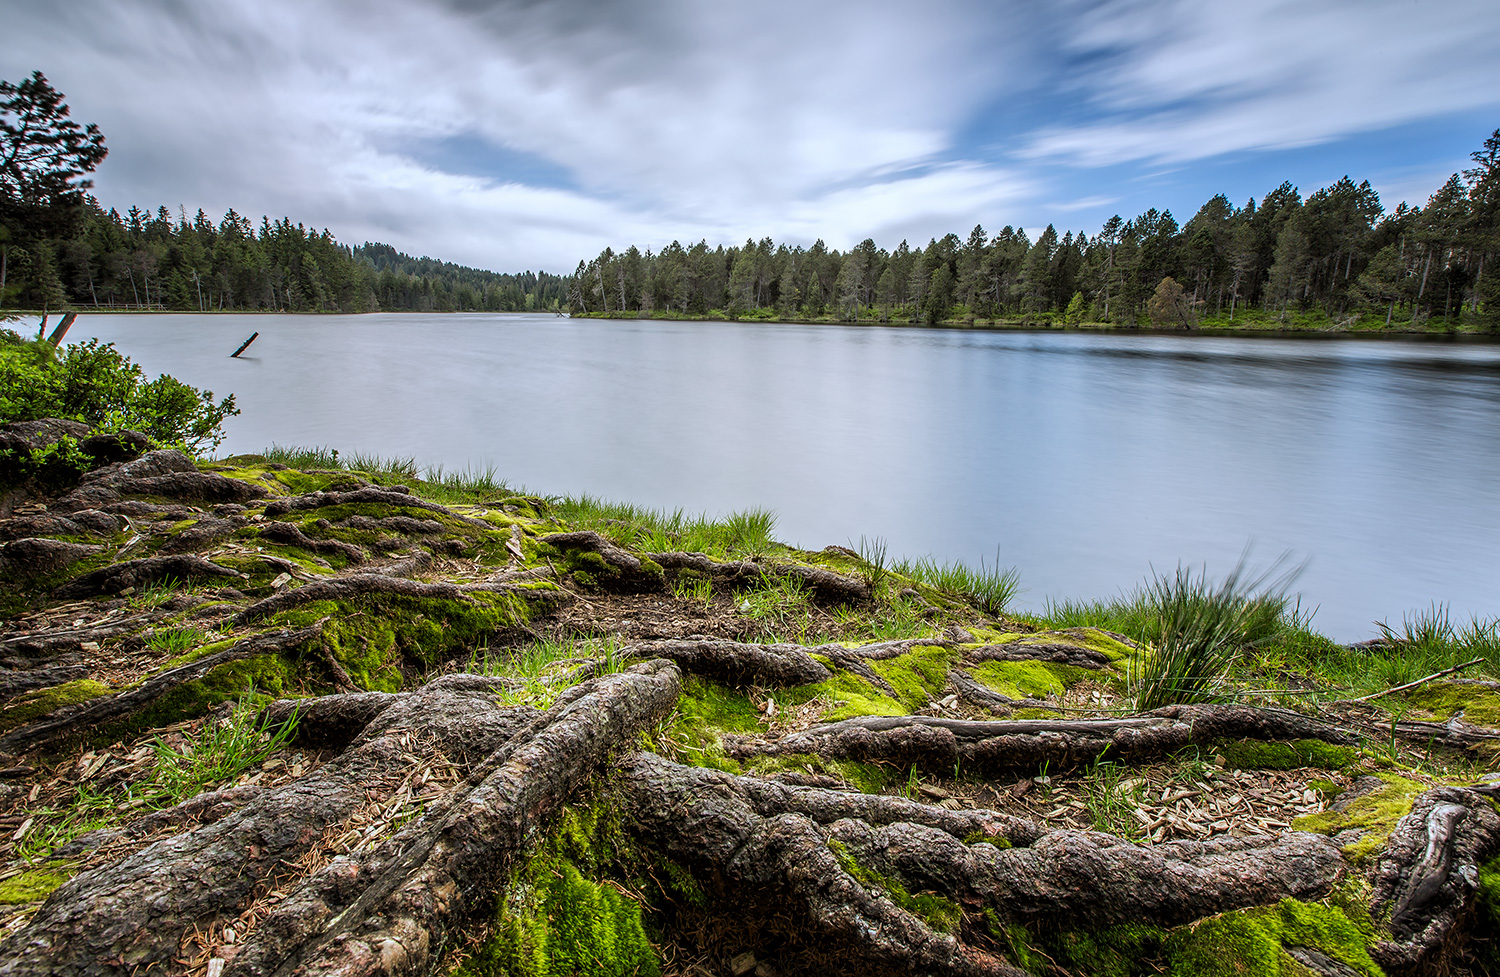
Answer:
(67, 312, 1500, 641)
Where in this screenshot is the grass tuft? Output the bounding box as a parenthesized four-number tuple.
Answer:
(894, 548, 1019, 616)
(1129, 560, 1295, 710)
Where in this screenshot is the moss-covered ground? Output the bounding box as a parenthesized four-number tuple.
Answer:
(2, 449, 1498, 974)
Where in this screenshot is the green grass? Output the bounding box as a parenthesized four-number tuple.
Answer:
(258, 444, 518, 504)
(854, 535, 890, 592)
(893, 550, 1019, 616)
(1081, 760, 1147, 838)
(551, 496, 781, 559)
(1266, 604, 1500, 700)
(1129, 562, 1293, 710)
(14, 698, 301, 864)
(129, 575, 184, 611)
(145, 625, 207, 655)
(147, 696, 301, 805)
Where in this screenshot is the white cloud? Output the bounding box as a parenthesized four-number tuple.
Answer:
(1, 0, 1044, 267)
(1024, 0, 1500, 167)
(2, 0, 1493, 267)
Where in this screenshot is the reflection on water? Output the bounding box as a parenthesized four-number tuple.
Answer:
(73, 313, 1500, 641)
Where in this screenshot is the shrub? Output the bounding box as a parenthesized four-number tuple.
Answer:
(0, 331, 236, 452)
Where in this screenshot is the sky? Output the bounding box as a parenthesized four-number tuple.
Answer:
(5, 0, 1500, 273)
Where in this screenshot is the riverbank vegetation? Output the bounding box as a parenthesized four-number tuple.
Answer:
(2, 401, 1499, 974)
(569, 130, 1500, 333)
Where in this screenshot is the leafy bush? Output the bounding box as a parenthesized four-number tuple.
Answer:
(0, 330, 237, 452)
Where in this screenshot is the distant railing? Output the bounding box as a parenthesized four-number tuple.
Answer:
(65, 303, 170, 312)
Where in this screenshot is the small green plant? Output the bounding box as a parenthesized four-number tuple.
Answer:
(737, 573, 815, 641)
(904, 763, 921, 800)
(15, 783, 119, 863)
(671, 574, 713, 607)
(145, 625, 205, 655)
(1082, 759, 1145, 837)
(130, 575, 183, 610)
(855, 535, 889, 593)
(148, 697, 300, 805)
(1129, 560, 1295, 710)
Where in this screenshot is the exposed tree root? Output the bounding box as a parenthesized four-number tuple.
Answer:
(5, 441, 1500, 977)
(230, 573, 569, 628)
(253, 521, 367, 564)
(612, 637, 833, 686)
(650, 549, 871, 603)
(53, 554, 241, 599)
(0, 623, 327, 754)
(0, 668, 546, 976)
(1370, 783, 1500, 972)
(262, 487, 492, 529)
(621, 753, 1344, 977)
(733, 705, 1355, 774)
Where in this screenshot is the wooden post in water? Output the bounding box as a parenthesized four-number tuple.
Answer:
(230, 331, 260, 358)
(45, 312, 78, 347)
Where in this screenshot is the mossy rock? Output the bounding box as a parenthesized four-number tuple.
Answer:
(0, 679, 111, 733)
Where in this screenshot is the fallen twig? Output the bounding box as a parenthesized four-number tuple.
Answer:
(1349, 657, 1487, 703)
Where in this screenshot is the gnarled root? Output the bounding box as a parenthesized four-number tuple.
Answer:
(1369, 783, 1500, 973)
(0, 661, 681, 977)
(620, 752, 1345, 977)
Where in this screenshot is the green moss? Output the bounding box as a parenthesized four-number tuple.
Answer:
(1212, 739, 1359, 771)
(1162, 898, 1382, 977)
(274, 590, 530, 691)
(271, 470, 367, 495)
(1478, 856, 1500, 971)
(971, 660, 1096, 700)
(0, 864, 74, 905)
(742, 752, 893, 793)
(962, 830, 1013, 849)
(826, 838, 963, 935)
(0, 679, 111, 732)
(458, 799, 661, 977)
(1403, 682, 1500, 727)
(816, 669, 907, 721)
(666, 675, 764, 771)
(1291, 772, 1426, 864)
(1057, 627, 1140, 662)
(128, 653, 299, 732)
(458, 852, 660, 977)
(1013, 923, 1166, 977)
(869, 644, 958, 711)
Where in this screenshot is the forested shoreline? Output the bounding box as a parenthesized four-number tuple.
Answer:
(2, 202, 566, 315)
(569, 131, 1500, 332)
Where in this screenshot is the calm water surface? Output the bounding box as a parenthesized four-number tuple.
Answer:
(73, 312, 1500, 641)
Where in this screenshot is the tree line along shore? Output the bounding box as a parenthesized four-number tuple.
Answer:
(567, 131, 1500, 334)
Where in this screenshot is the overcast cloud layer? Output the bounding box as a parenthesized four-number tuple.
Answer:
(4, 0, 1499, 270)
